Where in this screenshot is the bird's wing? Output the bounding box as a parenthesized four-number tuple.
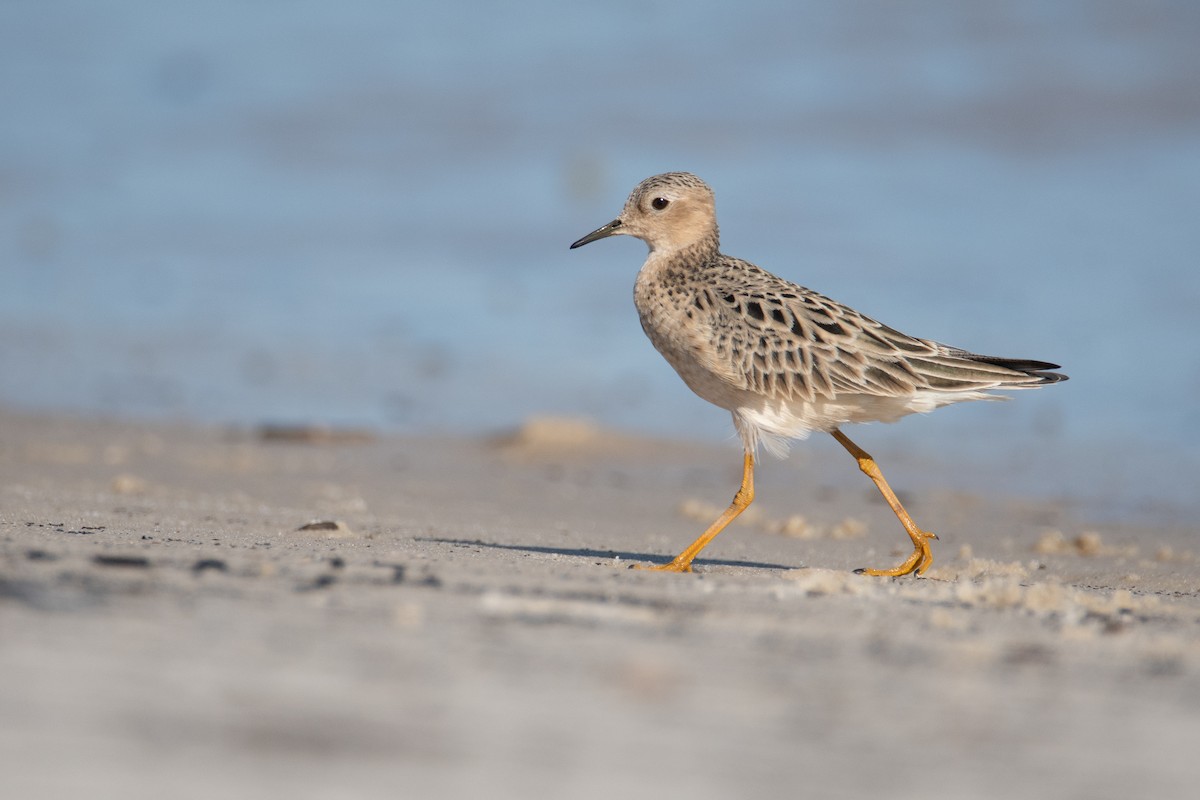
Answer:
(694, 260, 1065, 403)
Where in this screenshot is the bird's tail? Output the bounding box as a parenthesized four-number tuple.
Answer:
(957, 354, 1068, 387)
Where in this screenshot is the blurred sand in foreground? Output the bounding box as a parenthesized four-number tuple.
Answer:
(1, 408, 1198, 800)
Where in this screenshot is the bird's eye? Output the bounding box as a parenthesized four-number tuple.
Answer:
(650, 197, 670, 210)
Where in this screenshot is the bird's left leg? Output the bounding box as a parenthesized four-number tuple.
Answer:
(830, 428, 936, 577)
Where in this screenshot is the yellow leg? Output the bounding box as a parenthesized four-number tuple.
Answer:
(831, 429, 936, 577)
(637, 451, 755, 572)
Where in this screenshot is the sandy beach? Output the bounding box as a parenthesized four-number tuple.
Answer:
(2, 406, 1198, 799)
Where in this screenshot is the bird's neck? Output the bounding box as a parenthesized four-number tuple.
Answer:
(646, 230, 720, 264)
(637, 236, 722, 296)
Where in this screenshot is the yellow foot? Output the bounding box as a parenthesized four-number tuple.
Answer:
(855, 530, 937, 577)
(631, 560, 693, 573)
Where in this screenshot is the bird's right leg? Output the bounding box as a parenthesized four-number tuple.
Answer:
(637, 451, 755, 572)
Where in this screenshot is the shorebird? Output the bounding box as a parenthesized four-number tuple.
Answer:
(570, 172, 1066, 576)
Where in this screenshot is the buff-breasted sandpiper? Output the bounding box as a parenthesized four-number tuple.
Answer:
(570, 172, 1066, 576)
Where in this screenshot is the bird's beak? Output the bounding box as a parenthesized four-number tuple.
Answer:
(569, 219, 623, 249)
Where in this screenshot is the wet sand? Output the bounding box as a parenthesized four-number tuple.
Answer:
(2, 408, 1198, 799)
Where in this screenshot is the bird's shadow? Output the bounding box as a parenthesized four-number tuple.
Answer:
(414, 536, 796, 571)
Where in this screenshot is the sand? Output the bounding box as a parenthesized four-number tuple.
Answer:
(2, 407, 1198, 799)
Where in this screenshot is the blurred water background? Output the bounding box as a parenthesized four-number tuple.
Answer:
(2, 1, 1198, 520)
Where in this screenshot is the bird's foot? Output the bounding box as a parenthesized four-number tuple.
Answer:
(631, 559, 694, 573)
(855, 529, 936, 577)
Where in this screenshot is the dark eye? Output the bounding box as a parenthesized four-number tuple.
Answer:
(650, 197, 669, 210)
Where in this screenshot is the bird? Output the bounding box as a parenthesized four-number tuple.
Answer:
(569, 172, 1066, 576)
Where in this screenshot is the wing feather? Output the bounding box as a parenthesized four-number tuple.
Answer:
(693, 257, 1067, 404)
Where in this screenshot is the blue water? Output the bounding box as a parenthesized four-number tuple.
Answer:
(3, 1, 1199, 519)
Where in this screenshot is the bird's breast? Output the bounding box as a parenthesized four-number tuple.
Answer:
(633, 266, 746, 412)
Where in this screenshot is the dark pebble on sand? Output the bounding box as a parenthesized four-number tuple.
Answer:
(93, 554, 151, 568)
(298, 520, 341, 531)
(296, 574, 337, 592)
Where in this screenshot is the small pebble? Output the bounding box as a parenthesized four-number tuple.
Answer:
(296, 574, 337, 592)
(93, 554, 150, 568)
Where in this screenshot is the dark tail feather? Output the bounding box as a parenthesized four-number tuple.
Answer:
(966, 355, 1068, 385)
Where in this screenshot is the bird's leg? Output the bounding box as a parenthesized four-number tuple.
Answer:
(830, 429, 936, 577)
(638, 451, 755, 572)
